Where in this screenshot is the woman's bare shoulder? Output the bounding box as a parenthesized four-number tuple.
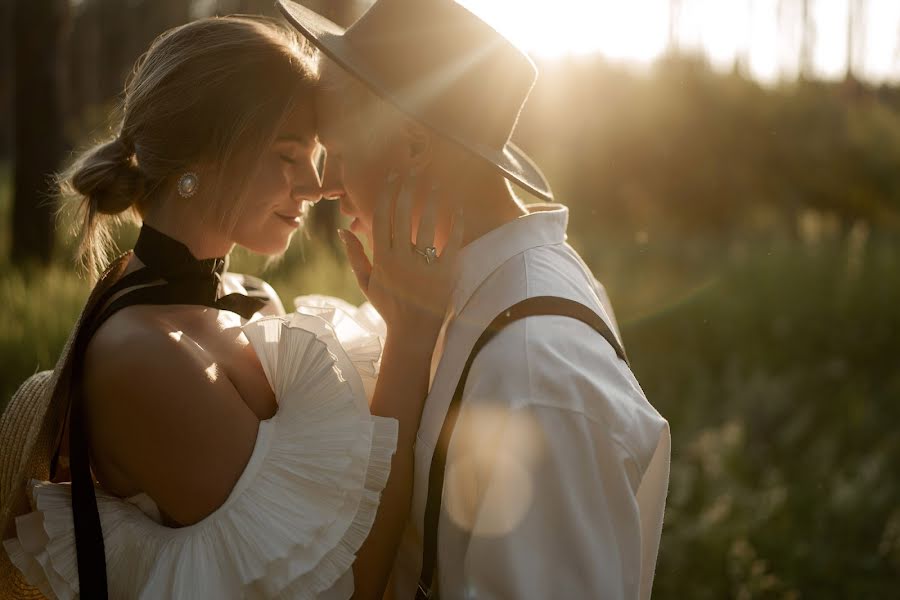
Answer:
(82, 310, 260, 525)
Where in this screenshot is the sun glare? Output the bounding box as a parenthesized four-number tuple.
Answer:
(458, 0, 670, 63)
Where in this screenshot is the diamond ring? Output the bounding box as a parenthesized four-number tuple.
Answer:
(414, 245, 438, 264)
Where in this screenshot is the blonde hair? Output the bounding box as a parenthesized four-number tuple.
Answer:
(60, 16, 317, 279)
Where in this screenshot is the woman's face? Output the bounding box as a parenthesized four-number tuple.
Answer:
(230, 102, 322, 255)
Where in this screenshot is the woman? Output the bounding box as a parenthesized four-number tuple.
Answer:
(0, 16, 461, 599)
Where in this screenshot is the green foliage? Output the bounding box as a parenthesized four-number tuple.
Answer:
(520, 56, 900, 240)
(623, 232, 900, 598)
(0, 265, 88, 404)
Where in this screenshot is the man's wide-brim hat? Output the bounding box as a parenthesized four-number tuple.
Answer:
(277, 0, 553, 201)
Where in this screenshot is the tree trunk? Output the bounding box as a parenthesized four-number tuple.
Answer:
(11, 0, 70, 265)
(799, 0, 816, 81)
(667, 0, 682, 54)
(0, 0, 13, 162)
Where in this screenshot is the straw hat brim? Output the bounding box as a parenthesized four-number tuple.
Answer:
(0, 369, 58, 599)
(276, 0, 554, 202)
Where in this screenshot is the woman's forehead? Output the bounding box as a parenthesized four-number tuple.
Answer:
(279, 102, 317, 143)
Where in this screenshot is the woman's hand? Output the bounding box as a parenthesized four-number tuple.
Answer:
(338, 171, 464, 341)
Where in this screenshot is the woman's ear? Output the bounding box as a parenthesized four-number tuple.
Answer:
(403, 119, 433, 171)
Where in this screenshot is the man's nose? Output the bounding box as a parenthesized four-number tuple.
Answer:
(318, 155, 345, 202)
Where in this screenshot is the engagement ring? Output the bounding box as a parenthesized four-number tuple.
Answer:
(415, 246, 438, 264)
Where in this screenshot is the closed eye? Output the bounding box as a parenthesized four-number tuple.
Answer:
(280, 155, 297, 165)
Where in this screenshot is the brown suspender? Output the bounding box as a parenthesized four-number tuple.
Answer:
(416, 296, 629, 599)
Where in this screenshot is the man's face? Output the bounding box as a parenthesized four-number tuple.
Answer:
(315, 86, 410, 245)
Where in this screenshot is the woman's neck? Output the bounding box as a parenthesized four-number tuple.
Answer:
(141, 195, 234, 259)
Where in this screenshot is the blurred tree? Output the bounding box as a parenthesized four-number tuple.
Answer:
(0, 0, 12, 162)
(11, 0, 70, 264)
(799, 0, 816, 81)
(68, 0, 103, 119)
(734, 0, 754, 77)
(96, 0, 133, 104)
(667, 0, 683, 54)
(846, 0, 866, 85)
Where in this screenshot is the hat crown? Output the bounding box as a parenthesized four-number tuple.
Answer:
(342, 0, 538, 150)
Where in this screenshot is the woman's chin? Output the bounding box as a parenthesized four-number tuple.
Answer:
(239, 230, 296, 257)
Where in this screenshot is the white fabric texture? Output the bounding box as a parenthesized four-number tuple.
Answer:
(3, 300, 397, 600)
(389, 204, 671, 600)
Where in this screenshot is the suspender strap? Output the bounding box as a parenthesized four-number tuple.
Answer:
(66, 271, 146, 599)
(416, 296, 629, 599)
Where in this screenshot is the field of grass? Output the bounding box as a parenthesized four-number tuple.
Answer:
(2, 164, 899, 596)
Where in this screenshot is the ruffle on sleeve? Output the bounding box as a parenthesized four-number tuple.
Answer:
(293, 295, 386, 402)
(3, 308, 397, 600)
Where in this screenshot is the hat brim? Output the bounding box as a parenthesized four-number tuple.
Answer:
(277, 0, 553, 201)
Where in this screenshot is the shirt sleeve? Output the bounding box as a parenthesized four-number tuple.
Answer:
(439, 316, 665, 600)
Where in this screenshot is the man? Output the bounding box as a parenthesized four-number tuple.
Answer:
(278, 1, 670, 598)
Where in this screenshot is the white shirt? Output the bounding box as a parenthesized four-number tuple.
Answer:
(389, 204, 670, 600)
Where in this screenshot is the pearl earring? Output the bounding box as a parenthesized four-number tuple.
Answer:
(177, 172, 199, 198)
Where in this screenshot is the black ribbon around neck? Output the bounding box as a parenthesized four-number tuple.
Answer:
(129, 224, 267, 319)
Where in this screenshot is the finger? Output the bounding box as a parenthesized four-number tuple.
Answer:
(338, 229, 372, 291)
(442, 207, 465, 261)
(394, 171, 415, 250)
(373, 171, 400, 262)
(415, 183, 440, 249)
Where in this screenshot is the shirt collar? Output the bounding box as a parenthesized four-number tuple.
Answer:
(451, 203, 569, 315)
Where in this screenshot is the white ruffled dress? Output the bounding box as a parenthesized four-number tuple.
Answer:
(3, 297, 396, 600)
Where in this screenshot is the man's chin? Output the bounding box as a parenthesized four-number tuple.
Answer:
(349, 217, 367, 237)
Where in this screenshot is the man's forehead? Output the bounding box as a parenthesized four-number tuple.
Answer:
(314, 91, 350, 143)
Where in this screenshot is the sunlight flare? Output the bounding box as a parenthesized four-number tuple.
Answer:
(458, 0, 669, 62)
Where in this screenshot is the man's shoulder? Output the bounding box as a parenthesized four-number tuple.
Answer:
(465, 305, 664, 471)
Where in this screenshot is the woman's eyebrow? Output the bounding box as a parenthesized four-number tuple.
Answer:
(275, 134, 307, 143)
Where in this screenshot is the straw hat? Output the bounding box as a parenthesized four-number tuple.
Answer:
(0, 254, 131, 597)
(277, 0, 553, 201)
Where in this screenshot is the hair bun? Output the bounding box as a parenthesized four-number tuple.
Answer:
(70, 137, 144, 215)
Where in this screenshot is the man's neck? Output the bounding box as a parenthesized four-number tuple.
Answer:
(458, 180, 528, 248)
